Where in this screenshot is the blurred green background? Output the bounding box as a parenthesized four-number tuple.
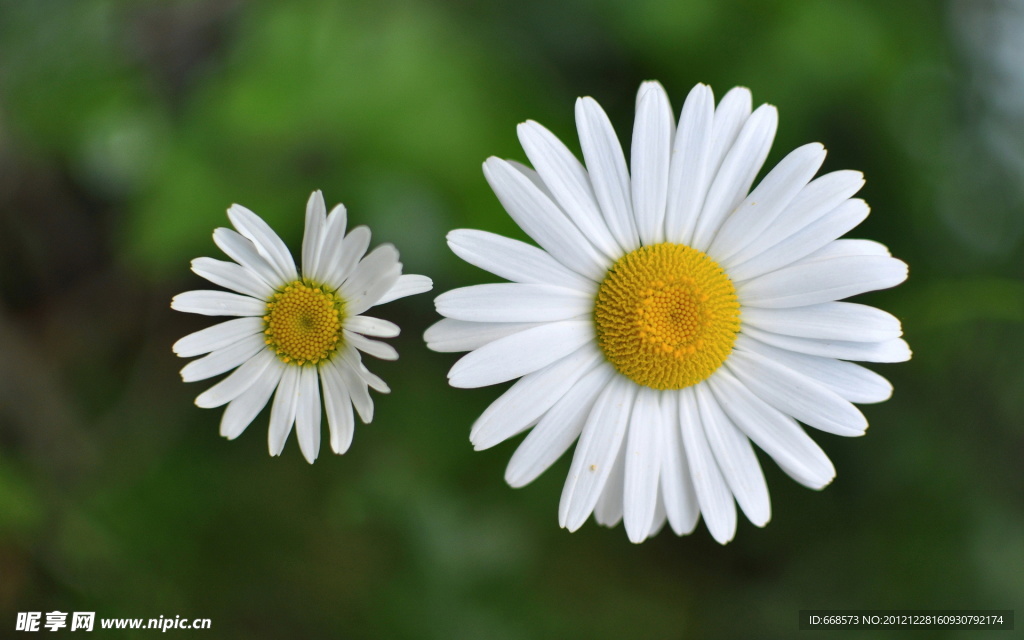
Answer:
(1, 0, 1022, 637)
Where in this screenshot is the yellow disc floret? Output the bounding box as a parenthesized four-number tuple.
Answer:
(263, 280, 345, 365)
(594, 243, 741, 390)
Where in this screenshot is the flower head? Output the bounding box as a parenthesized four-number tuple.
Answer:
(426, 82, 909, 543)
(173, 191, 432, 463)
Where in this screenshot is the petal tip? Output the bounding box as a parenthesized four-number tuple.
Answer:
(638, 79, 666, 97)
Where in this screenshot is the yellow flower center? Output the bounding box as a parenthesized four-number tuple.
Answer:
(594, 243, 740, 390)
(263, 281, 345, 365)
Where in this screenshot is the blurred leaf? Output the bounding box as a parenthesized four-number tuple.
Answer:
(0, 457, 42, 537)
(905, 277, 1024, 329)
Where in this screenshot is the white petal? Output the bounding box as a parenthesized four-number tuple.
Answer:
(376, 273, 433, 305)
(340, 244, 402, 316)
(575, 96, 639, 250)
(517, 120, 621, 258)
(807, 238, 891, 259)
(742, 302, 902, 342)
(344, 330, 398, 361)
(336, 348, 374, 423)
(301, 191, 327, 280)
(692, 103, 777, 252)
(179, 335, 265, 382)
(423, 318, 544, 353)
(171, 290, 266, 317)
(665, 83, 715, 245)
(195, 349, 276, 408)
(736, 333, 893, 403)
(631, 81, 674, 246)
(220, 359, 285, 440)
(738, 255, 908, 308)
(321, 361, 355, 454)
(709, 143, 826, 263)
(593, 440, 626, 528)
(435, 283, 593, 323)
(309, 203, 347, 284)
(323, 354, 372, 423)
(447, 320, 595, 388)
(447, 229, 595, 292)
(227, 204, 298, 283)
(470, 345, 602, 450)
(729, 199, 870, 282)
(658, 390, 700, 535)
(345, 321, 400, 358)
(191, 257, 273, 300)
(726, 349, 868, 437)
(342, 243, 399, 294)
(707, 87, 752, 179)
(558, 376, 637, 532)
(505, 364, 615, 488)
(483, 157, 608, 280)
(696, 384, 771, 527)
(320, 225, 371, 287)
(740, 325, 912, 362)
(173, 317, 265, 357)
(267, 364, 301, 456)
(294, 365, 322, 464)
(323, 358, 371, 425)
(623, 386, 664, 543)
(212, 228, 282, 289)
(353, 358, 389, 394)
(726, 170, 864, 270)
(707, 370, 835, 489)
(505, 160, 555, 199)
(345, 315, 400, 338)
(647, 488, 668, 540)
(678, 386, 736, 544)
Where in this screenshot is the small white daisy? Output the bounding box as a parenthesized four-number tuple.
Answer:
(172, 190, 432, 463)
(426, 82, 910, 543)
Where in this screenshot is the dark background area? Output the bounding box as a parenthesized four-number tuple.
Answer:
(1, 0, 1022, 637)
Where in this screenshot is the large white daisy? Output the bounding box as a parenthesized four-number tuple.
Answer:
(426, 82, 909, 543)
(172, 190, 432, 463)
